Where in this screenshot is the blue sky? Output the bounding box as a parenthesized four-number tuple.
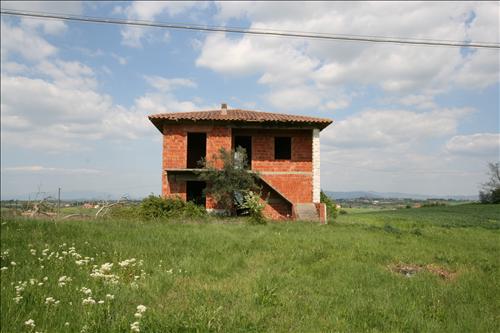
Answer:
(1, 1, 499, 199)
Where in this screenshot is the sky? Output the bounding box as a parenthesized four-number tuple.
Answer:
(1, 1, 499, 199)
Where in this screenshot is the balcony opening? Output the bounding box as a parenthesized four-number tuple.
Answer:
(275, 137, 291, 160)
(187, 132, 206, 168)
(234, 136, 252, 169)
(186, 181, 206, 207)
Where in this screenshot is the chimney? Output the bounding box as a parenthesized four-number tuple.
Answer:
(221, 103, 227, 115)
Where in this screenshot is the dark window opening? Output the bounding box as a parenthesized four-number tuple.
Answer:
(234, 136, 252, 169)
(187, 132, 206, 168)
(186, 181, 206, 206)
(274, 137, 291, 160)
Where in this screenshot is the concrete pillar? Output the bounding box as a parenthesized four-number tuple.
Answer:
(312, 128, 320, 203)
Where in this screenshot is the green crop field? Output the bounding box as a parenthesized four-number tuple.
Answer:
(1, 204, 499, 332)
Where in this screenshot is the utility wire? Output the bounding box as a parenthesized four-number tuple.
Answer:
(1, 8, 499, 49)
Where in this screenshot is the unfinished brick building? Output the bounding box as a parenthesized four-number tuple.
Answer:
(148, 104, 332, 222)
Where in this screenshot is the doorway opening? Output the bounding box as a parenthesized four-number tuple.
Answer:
(187, 132, 206, 168)
(234, 136, 252, 169)
(186, 181, 206, 207)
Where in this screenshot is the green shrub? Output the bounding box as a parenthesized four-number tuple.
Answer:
(107, 205, 141, 219)
(339, 209, 348, 215)
(139, 195, 206, 220)
(197, 147, 260, 214)
(320, 191, 338, 221)
(237, 191, 267, 225)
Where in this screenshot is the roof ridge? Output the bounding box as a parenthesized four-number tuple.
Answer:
(148, 108, 332, 122)
(148, 108, 333, 133)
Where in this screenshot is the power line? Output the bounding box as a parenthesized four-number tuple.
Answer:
(1, 9, 499, 49)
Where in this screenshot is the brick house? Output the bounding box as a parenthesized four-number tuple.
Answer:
(148, 104, 332, 222)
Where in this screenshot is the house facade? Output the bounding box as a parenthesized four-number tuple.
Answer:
(148, 104, 332, 222)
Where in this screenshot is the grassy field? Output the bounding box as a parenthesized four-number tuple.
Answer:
(1, 204, 499, 332)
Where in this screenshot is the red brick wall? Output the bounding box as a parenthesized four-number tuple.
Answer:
(263, 202, 292, 220)
(234, 128, 314, 206)
(161, 124, 314, 219)
(260, 174, 312, 203)
(243, 129, 312, 172)
(162, 124, 231, 208)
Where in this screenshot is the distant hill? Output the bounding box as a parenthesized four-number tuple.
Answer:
(324, 191, 478, 201)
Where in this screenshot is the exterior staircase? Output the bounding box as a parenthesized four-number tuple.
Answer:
(294, 203, 320, 221)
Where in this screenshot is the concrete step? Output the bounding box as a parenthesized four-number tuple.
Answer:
(294, 203, 319, 221)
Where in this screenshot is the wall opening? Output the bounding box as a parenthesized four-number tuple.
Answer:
(274, 137, 291, 160)
(186, 181, 206, 206)
(234, 136, 252, 169)
(187, 132, 206, 168)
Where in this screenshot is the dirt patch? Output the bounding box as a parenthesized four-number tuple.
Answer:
(425, 264, 458, 281)
(388, 262, 457, 281)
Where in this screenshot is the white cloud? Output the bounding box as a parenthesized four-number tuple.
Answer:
(321, 99, 350, 111)
(266, 86, 321, 110)
(0, 69, 204, 151)
(1, 21, 58, 61)
(1, 69, 201, 151)
(197, 2, 499, 109)
(197, 33, 318, 86)
(1, 1, 83, 35)
(117, 1, 208, 47)
(144, 75, 197, 92)
(445, 133, 500, 156)
(395, 94, 437, 110)
(2, 166, 102, 175)
(36, 60, 97, 89)
(322, 107, 473, 149)
(1, 1, 83, 14)
(111, 53, 128, 65)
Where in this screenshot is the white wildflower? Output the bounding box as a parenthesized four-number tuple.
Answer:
(75, 259, 89, 266)
(118, 258, 136, 267)
(98, 300, 105, 304)
(130, 321, 140, 332)
(82, 297, 96, 305)
(58, 276, 72, 287)
(13, 296, 23, 303)
(105, 294, 114, 300)
(136, 305, 147, 313)
(100, 262, 113, 272)
(38, 282, 43, 286)
(10, 261, 16, 266)
(134, 313, 142, 319)
(15, 281, 27, 293)
(45, 297, 57, 305)
(80, 287, 92, 295)
(30, 249, 37, 256)
(65, 322, 69, 326)
(25, 319, 35, 328)
(1, 267, 7, 271)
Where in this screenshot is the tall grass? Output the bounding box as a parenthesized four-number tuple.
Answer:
(1, 204, 499, 332)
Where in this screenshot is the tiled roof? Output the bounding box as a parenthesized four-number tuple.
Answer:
(149, 108, 333, 132)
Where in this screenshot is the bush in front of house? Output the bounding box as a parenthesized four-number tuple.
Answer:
(237, 191, 267, 225)
(140, 195, 206, 220)
(320, 190, 338, 221)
